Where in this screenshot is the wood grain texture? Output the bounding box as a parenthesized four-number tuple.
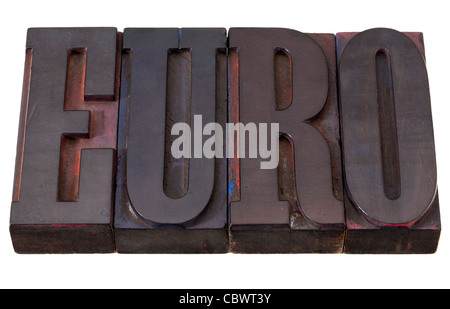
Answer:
(10, 28, 120, 253)
(337, 28, 440, 253)
(10, 27, 440, 254)
(114, 28, 228, 253)
(228, 29, 344, 253)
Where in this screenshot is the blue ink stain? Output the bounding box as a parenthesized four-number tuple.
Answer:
(228, 182, 235, 196)
(242, 83, 246, 86)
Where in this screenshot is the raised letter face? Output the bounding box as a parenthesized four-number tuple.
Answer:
(10, 27, 440, 254)
(338, 29, 440, 253)
(114, 28, 228, 253)
(228, 28, 345, 253)
(10, 28, 120, 253)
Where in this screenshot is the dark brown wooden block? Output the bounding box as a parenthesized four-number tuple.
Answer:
(228, 28, 345, 253)
(337, 28, 440, 253)
(114, 28, 228, 253)
(10, 28, 121, 253)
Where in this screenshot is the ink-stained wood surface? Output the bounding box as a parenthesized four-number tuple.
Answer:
(9, 27, 441, 254)
(10, 28, 120, 253)
(337, 28, 440, 253)
(228, 28, 345, 253)
(114, 28, 228, 253)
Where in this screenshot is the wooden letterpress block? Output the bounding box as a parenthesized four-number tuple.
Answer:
(228, 28, 345, 253)
(114, 28, 228, 253)
(10, 28, 121, 253)
(337, 28, 440, 253)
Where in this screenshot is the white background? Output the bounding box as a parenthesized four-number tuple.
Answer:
(1, 0, 449, 289)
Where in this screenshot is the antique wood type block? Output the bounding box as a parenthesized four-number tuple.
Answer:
(337, 28, 440, 253)
(228, 28, 345, 253)
(10, 28, 121, 253)
(114, 28, 228, 253)
(10, 26, 440, 255)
